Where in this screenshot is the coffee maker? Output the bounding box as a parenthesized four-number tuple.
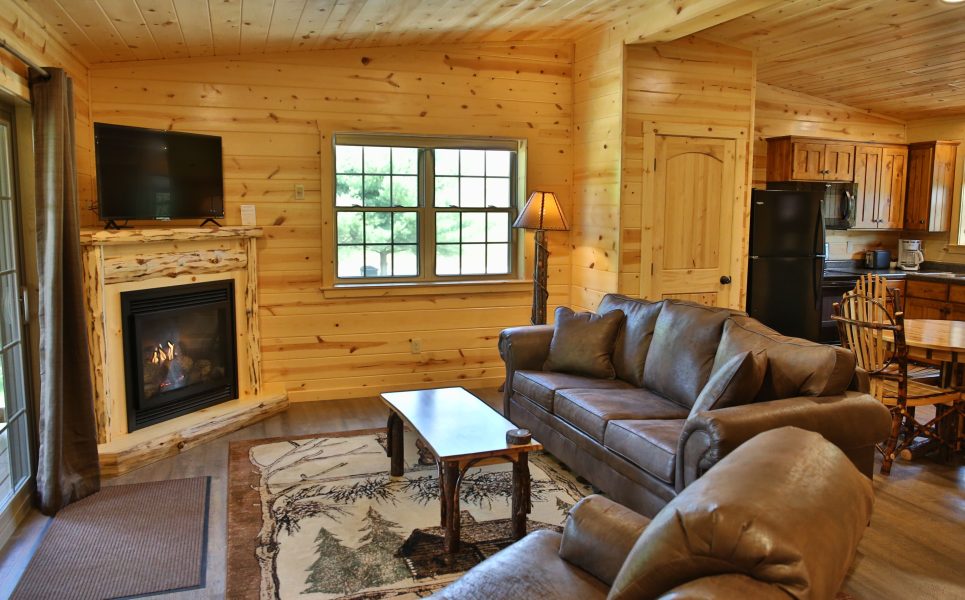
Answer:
(898, 239, 925, 271)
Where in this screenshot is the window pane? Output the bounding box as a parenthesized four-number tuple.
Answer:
(462, 213, 486, 243)
(364, 212, 392, 244)
(392, 147, 418, 175)
(435, 176, 459, 207)
(460, 177, 485, 208)
(436, 213, 460, 243)
(336, 212, 363, 244)
(0, 123, 10, 197)
(393, 245, 418, 276)
(486, 150, 511, 177)
(335, 174, 362, 206)
(487, 243, 510, 274)
(364, 146, 391, 174)
(1, 347, 24, 414)
(365, 245, 392, 276)
(0, 429, 10, 499)
(461, 244, 486, 274)
(436, 244, 460, 275)
(335, 145, 363, 174)
(460, 150, 485, 176)
(485, 177, 510, 207)
(0, 273, 18, 346)
(487, 212, 509, 242)
(391, 176, 418, 207)
(393, 212, 418, 243)
(435, 149, 459, 176)
(338, 246, 364, 277)
(0, 199, 13, 271)
(363, 175, 390, 207)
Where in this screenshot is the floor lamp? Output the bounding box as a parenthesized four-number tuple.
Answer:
(514, 191, 568, 325)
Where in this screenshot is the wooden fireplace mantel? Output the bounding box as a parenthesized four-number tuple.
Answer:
(79, 226, 287, 476)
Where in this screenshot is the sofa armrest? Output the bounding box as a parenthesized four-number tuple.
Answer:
(656, 574, 790, 599)
(558, 495, 649, 586)
(850, 366, 871, 393)
(498, 324, 554, 413)
(676, 392, 891, 491)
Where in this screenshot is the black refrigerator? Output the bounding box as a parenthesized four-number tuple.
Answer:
(747, 189, 826, 341)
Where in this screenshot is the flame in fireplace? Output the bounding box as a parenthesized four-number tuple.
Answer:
(151, 341, 176, 365)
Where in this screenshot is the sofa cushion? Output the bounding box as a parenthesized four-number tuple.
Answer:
(543, 307, 625, 379)
(512, 370, 634, 413)
(598, 294, 664, 387)
(642, 301, 731, 409)
(555, 389, 689, 443)
(715, 317, 856, 401)
(689, 350, 768, 416)
(604, 419, 686, 484)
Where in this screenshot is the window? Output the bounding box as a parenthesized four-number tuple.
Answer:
(333, 134, 522, 283)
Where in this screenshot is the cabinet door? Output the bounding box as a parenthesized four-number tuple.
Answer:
(791, 142, 826, 180)
(947, 302, 965, 321)
(853, 145, 882, 228)
(903, 297, 947, 320)
(904, 145, 933, 230)
(824, 144, 856, 181)
(878, 146, 907, 229)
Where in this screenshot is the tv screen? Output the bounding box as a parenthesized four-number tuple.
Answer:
(95, 123, 224, 221)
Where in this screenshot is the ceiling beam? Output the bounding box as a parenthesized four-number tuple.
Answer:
(621, 0, 783, 45)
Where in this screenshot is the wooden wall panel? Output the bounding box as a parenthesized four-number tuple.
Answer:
(0, 0, 96, 226)
(570, 24, 623, 311)
(90, 41, 573, 401)
(622, 37, 755, 306)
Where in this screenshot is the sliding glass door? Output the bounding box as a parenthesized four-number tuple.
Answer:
(0, 105, 30, 509)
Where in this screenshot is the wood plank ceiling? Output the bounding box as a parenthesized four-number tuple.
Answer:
(24, 0, 645, 62)
(703, 0, 965, 120)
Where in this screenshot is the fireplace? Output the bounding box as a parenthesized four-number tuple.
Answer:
(121, 280, 239, 431)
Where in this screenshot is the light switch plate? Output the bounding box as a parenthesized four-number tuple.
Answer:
(240, 204, 256, 226)
(295, 184, 305, 200)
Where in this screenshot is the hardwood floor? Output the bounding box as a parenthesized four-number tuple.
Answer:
(0, 389, 962, 599)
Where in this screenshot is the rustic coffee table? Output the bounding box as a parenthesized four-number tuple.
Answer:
(380, 387, 542, 554)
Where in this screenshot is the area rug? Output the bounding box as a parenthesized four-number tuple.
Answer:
(12, 476, 210, 599)
(227, 429, 592, 599)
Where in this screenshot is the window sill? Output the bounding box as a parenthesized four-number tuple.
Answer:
(321, 279, 532, 298)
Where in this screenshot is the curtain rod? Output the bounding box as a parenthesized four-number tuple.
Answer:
(0, 38, 51, 80)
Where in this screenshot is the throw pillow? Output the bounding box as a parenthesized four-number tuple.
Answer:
(543, 306, 625, 379)
(689, 350, 767, 417)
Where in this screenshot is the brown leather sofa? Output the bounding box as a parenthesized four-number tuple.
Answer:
(499, 294, 891, 517)
(432, 427, 874, 600)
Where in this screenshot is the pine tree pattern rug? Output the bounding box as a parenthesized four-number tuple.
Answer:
(226, 428, 592, 600)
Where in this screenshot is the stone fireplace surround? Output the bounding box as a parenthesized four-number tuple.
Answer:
(80, 226, 288, 475)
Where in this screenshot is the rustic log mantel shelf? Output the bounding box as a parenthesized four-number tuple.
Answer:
(80, 226, 286, 476)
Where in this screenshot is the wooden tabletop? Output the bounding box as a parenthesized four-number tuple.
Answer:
(902, 319, 965, 353)
(380, 387, 542, 461)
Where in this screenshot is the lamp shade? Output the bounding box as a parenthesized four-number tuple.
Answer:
(513, 191, 569, 231)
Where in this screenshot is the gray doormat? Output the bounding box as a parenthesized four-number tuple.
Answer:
(12, 476, 210, 600)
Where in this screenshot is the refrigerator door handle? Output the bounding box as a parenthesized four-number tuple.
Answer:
(813, 259, 822, 309)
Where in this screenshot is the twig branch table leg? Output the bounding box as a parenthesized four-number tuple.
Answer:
(387, 411, 404, 476)
(512, 452, 530, 539)
(443, 461, 460, 554)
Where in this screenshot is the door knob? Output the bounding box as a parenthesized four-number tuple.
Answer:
(720, 275, 732, 285)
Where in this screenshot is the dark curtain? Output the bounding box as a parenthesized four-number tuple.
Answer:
(30, 67, 100, 515)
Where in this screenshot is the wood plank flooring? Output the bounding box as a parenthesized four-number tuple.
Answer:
(0, 389, 963, 599)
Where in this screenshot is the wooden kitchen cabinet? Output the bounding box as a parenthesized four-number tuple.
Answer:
(766, 136, 856, 182)
(853, 144, 908, 230)
(904, 296, 948, 320)
(902, 278, 965, 320)
(904, 141, 959, 232)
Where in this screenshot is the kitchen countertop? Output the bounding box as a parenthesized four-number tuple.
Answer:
(823, 261, 965, 284)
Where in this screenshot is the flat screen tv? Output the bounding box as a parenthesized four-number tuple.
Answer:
(95, 122, 224, 222)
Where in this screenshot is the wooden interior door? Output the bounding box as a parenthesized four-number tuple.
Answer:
(823, 144, 856, 181)
(791, 142, 826, 180)
(878, 146, 907, 229)
(853, 146, 882, 229)
(649, 133, 740, 308)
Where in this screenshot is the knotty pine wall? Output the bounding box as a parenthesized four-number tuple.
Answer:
(88, 42, 573, 402)
(621, 36, 755, 305)
(754, 83, 908, 261)
(570, 24, 624, 312)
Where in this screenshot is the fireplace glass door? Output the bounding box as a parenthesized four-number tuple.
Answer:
(122, 280, 238, 431)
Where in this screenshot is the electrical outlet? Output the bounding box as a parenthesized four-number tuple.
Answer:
(294, 183, 305, 200)
(410, 338, 422, 354)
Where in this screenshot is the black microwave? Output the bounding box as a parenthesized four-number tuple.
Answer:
(765, 181, 857, 230)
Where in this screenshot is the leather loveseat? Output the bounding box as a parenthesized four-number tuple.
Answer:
(432, 427, 874, 600)
(499, 294, 891, 517)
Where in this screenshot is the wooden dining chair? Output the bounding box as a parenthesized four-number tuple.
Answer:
(833, 293, 962, 474)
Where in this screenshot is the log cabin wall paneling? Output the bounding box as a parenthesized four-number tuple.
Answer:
(569, 24, 624, 312)
(89, 41, 573, 401)
(753, 83, 908, 262)
(621, 36, 755, 307)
